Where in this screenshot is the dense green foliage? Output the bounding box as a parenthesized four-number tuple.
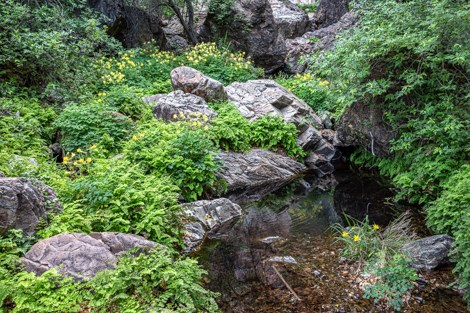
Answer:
(276, 72, 330, 113)
(209, 102, 305, 159)
(309, 0, 469, 305)
(54, 102, 133, 153)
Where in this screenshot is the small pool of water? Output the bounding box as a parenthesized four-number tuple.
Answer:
(196, 168, 467, 312)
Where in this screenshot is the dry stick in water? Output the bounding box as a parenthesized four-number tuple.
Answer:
(271, 265, 302, 302)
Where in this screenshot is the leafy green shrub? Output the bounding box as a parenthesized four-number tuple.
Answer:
(87, 248, 219, 313)
(250, 115, 305, 159)
(209, 102, 251, 152)
(363, 254, 417, 311)
(0, 248, 219, 313)
(54, 102, 133, 153)
(98, 85, 149, 120)
(65, 158, 183, 246)
(0, 97, 55, 156)
(0, 0, 120, 93)
(124, 120, 221, 201)
(276, 73, 330, 113)
(426, 165, 470, 304)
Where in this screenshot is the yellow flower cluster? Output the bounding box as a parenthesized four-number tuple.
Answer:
(150, 50, 176, 65)
(172, 111, 210, 130)
(182, 42, 252, 69)
(131, 133, 145, 141)
(62, 146, 96, 168)
(102, 71, 125, 84)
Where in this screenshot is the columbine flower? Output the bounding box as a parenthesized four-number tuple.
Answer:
(342, 231, 349, 238)
(373, 224, 380, 231)
(353, 235, 360, 242)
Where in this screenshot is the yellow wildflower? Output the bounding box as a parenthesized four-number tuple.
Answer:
(78, 158, 85, 164)
(77, 148, 83, 153)
(70, 152, 75, 158)
(62, 156, 69, 164)
(204, 125, 209, 131)
(353, 235, 360, 242)
(341, 231, 349, 238)
(373, 224, 380, 230)
(90, 144, 97, 150)
(132, 135, 138, 140)
(86, 157, 92, 163)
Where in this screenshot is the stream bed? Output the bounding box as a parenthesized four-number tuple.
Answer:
(196, 168, 467, 312)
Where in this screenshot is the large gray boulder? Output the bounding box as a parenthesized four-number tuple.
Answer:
(202, 0, 287, 73)
(403, 235, 454, 271)
(216, 149, 307, 202)
(286, 11, 358, 73)
(22, 232, 158, 280)
(152, 90, 218, 122)
(225, 79, 322, 128)
(0, 178, 62, 235)
(335, 101, 396, 157)
(183, 198, 242, 252)
(225, 80, 338, 175)
(269, 0, 310, 39)
(170, 67, 227, 103)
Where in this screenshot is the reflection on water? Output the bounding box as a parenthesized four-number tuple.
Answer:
(196, 169, 466, 312)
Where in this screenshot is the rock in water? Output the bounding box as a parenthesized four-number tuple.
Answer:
(22, 232, 158, 280)
(403, 235, 454, 271)
(269, 0, 310, 39)
(0, 178, 62, 235)
(152, 90, 218, 122)
(216, 149, 307, 202)
(183, 198, 242, 252)
(170, 66, 227, 103)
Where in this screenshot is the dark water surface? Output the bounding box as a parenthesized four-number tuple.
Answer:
(196, 169, 467, 313)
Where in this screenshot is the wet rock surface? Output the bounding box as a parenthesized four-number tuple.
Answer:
(403, 235, 454, 271)
(216, 149, 307, 203)
(152, 90, 218, 122)
(170, 66, 227, 103)
(183, 198, 242, 252)
(0, 178, 62, 235)
(22, 232, 157, 280)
